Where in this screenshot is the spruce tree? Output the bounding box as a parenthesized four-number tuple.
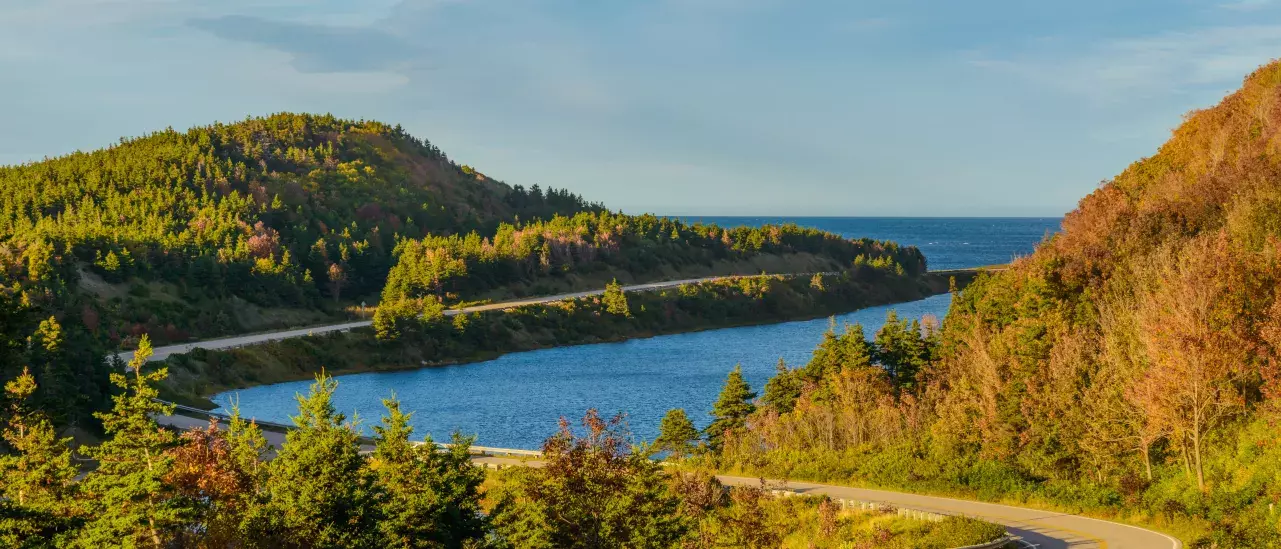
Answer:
(802, 319, 842, 381)
(705, 365, 757, 451)
(654, 408, 700, 458)
(165, 403, 272, 547)
(222, 402, 275, 545)
(0, 367, 82, 546)
(873, 312, 928, 391)
(75, 336, 192, 548)
(263, 373, 383, 548)
(761, 358, 803, 414)
(602, 279, 631, 317)
(370, 394, 486, 549)
(490, 410, 689, 548)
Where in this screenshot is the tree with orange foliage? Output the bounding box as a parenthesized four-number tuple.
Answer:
(1134, 239, 1248, 491)
(163, 408, 270, 549)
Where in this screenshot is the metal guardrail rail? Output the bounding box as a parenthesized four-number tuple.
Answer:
(165, 401, 541, 457)
(765, 489, 1021, 548)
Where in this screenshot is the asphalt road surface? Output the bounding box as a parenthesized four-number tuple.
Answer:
(115, 274, 773, 364)
(718, 475, 1179, 549)
(155, 414, 1179, 549)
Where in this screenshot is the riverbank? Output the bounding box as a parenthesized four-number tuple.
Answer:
(158, 269, 980, 408)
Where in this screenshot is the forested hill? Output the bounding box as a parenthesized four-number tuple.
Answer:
(0, 112, 598, 306)
(935, 60, 1281, 488)
(0, 113, 927, 426)
(718, 60, 1281, 546)
(924, 62, 1281, 543)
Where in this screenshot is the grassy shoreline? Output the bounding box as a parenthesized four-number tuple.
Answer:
(159, 270, 977, 408)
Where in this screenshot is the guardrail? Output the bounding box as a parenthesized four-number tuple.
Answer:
(765, 489, 1019, 549)
(164, 401, 542, 458)
(164, 403, 1015, 546)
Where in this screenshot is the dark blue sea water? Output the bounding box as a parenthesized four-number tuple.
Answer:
(682, 217, 1060, 271)
(213, 217, 1060, 449)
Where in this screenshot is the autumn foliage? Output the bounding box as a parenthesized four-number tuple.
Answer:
(718, 60, 1281, 546)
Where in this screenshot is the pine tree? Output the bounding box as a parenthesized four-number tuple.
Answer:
(75, 336, 192, 548)
(0, 367, 82, 546)
(370, 394, 486, 548)
(219, 401, 276, 544)
(761, 358, 803, 413)
(803, 319, 842, 381)
(654, 408, 701, 458)
(163, 402, 272, 548)
(602, 279, 631, 317)
(490, 410, 690, 548)
(263, 373, 383, 548)
(873, 312, 928, 391)
(705, 365, 757, 451)
(837, 323, 874, 371)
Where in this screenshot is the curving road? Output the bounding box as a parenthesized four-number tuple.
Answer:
(115, 274, 779, 364)
(149, 266, 1173, 547)
(718, 476, 1180, 549)
(116, 268, 993, 364)
(156, 413, 1178, 548)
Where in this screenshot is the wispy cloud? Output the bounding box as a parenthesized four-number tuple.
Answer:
(1220, 0, 1273, 12)
(187, 15, 422, 73)
(967, 25, 1281, 103)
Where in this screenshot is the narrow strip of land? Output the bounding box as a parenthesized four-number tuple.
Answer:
(113, 273, 807, 363)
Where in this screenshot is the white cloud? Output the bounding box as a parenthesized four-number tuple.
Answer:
(967, 25, 1281, 103)
(1220, 0, 1273, 11)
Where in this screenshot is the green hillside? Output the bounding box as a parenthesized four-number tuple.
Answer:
(0, 113, 597, 344)
(0, 113, 928, 426)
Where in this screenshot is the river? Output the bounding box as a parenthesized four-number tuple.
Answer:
(213, 217, 1059, 449)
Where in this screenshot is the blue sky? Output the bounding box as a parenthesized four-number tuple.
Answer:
(2, 1, 1280, 216)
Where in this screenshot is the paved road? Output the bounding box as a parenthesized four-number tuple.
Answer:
(115, 274, 777, 363)
(718, 476, 1179, 549)
(157, 413, 534, 469)
(155, 412, 1178, 549)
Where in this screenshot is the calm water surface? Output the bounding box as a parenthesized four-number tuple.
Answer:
(683, 216, 1060, 271)
(214, 217, 1059, 449)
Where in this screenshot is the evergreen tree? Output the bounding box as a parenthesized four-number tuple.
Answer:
(0, 291, 27, 385)
(0, 368, 82, 547)
(263, 373, 383, 548)
(802, 319, 842, 381)
(490, 410, 689, 548)
(75, 336, 192, 548)
(873, 312, 929, 391)
(220, 401, 274, 546)
(705, 365, 757, 451)
(654, 408, 700, 458)
(164, 403, 272, 548)
(370, 395, 486, 549)
(761, 358, 803, 413)
(602, 279, 631, 317)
